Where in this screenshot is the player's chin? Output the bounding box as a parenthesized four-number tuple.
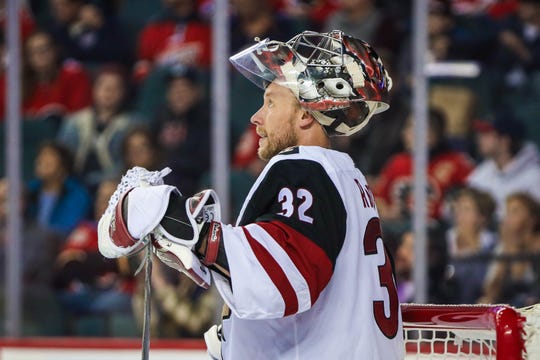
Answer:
(258, 143, 276, 161)
(257, 147, 270, 161)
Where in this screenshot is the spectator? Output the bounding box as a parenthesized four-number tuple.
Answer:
(398, 0, 497, 81)
(447, 187, 497, 256)
(228, 0, 300, 148)
(57, 63, 138, 190)
(446, 187, 497, 303)
(24, 140, 91, 236)
(200, 122, 264, 218)
(2, 30, 92, 121)
(394, 229, 416, 303)
(0, 171, 65, 289)
(467, 114, 540, 219)
(330, 89, 410, 181)
(479, 192, 540, 306)
(229, 0, 299, 54)
(493, 0, 540, 90)
(487, 0, 519, 19)
(322, 0, 400, 67)
(490, 0, 540, 144)
(279, 0, 340, 32)
(322, 1, 408, 179)
(209, 123, 266, 217)
(432, 0, 496, 62)
(449, 0, 519, 19)
(121, 125, 164, 172)
(150, 65, 210, 195)
(0, 0, 36, 42)
(134, 0, 212, 80)
(52, 178, 134, 319)
(57, 0, 132, 67)
(451, 0, 492, 16)
(393, 226, 450, 303)
(373, 107, 474, 224)
(132, 258, 218, 338)
(43, 0, 84, 53)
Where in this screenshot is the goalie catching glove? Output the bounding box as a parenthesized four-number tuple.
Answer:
(97, 167, 227, 288)
(98, 166, 172, 258)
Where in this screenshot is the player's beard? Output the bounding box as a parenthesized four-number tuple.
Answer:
(257, 119, 298, 161)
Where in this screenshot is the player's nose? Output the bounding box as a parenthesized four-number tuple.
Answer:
(250, 106, 263, 125)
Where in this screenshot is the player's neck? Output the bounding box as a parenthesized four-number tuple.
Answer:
(297, 127, 331, 149)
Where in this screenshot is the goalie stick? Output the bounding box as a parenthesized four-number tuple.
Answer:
(97, 166, 212, 360)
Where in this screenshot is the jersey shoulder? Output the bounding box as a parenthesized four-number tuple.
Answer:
(237, 147, 346, 226)
(237, 147, 349, 265)
(262, 146, 353, 192)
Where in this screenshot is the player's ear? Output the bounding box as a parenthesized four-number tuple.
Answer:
(298, 110, 316, 129)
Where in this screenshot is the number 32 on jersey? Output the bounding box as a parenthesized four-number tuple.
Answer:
(277, 187, 314, 224)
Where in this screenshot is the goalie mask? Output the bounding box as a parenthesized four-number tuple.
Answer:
(229, 30, 392, 136)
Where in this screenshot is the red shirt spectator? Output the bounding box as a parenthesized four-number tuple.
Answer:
(134, 0, 212, 80)
(0, 6, 36, 42)
(441, 0, 517, 18)
(0, 31, 91, 121)
(373, 108, 474, 221)
(0, 59, 91, 120)
(53, 179, 134, 311)
(488, 0, 518, 18)
(374, 151, 474, 220)
(60, 220, 99, 253)
(22, 60, 92, 119)
(232, 124, 259, 169)
(138, 21, 211, 66)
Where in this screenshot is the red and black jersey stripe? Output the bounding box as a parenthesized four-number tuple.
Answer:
(238, 158, 347, 270)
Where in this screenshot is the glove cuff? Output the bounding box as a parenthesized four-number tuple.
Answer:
(111, 189, 138, 247)
(195, 221, 229, 278)
(201, 221, 222, 266)
(97, 184, 178, 259)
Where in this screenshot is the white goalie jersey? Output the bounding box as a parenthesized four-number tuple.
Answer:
(211, 146, 404, 359)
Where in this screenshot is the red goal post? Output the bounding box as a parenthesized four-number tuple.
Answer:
(401, 303, 540, 359)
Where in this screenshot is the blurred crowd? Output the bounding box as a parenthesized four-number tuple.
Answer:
(0, 0, 539, 338)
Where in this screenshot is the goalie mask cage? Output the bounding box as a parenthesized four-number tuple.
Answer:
(402, 303, 532, 359)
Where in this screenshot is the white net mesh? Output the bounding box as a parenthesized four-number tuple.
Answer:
(404, 327, 496, 359)
(104, 166, 172, 216)
(520, 304, 540, 359)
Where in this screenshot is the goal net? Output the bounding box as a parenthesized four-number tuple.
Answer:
(402, 303, 540, 359)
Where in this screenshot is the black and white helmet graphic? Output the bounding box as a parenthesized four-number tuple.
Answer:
(229, 30, 392, 136)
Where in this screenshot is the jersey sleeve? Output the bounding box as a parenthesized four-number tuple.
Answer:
(213, 156, 347, 319)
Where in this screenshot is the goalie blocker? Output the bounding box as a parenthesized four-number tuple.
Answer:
(99, 183, 229, 287)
